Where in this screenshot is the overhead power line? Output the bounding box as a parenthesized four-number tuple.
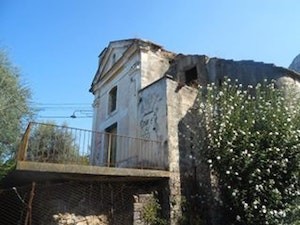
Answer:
(30, 102, 91, 106)
(37, 116, 92, 119)
(37, 107, 92, 110)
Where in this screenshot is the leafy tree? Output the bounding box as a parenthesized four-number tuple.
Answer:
(0, 51, 32, 179)
(196, 79, 300, 225)
(26, 122, 85, 164)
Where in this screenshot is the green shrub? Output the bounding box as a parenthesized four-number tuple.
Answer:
(197, 79, 300, 225)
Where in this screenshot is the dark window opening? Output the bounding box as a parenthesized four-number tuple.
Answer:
(218, 78, 223, 87)
(185, 67, 198, 87)
(108, 86, 117, 113)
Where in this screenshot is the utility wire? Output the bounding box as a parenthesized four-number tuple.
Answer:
(30, 102, 91, 106)
(37, 107, 92, 110)
(37, 116, 92, 118)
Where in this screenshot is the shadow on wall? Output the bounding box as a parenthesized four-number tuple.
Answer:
(177, 93, 222, 225)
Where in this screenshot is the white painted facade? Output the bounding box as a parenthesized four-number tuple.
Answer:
(90, 39, 174, 167)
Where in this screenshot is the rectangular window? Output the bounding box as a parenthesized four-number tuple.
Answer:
(185, 67, 198, 87)
(108, 86, 117, 113)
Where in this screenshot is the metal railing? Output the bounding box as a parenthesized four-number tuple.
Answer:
(17, 122, 167, 170)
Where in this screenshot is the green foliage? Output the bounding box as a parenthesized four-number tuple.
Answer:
(179, 196, 203, 225)
(27, 122, 81, 164)
(0, 159, 15, 181)
(197, 79, 300, 225)
(0, 50, 32, 179)
(142, 194, 167, 225)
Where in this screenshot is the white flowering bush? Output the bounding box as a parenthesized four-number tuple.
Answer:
(197, 79, 300, 225)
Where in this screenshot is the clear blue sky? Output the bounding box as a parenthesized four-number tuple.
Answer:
(1, 0, 300, 129)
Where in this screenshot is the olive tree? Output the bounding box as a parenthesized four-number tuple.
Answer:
(27, 122, 82, 164)
(0, 51, 32, 179)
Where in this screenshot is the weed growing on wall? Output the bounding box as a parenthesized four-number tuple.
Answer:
(197, 79, 300, 225)
(142, 194, 167, 225)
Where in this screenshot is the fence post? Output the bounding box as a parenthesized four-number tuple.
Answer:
(24, 181, 36, 225)
(17, 123, 32, 161)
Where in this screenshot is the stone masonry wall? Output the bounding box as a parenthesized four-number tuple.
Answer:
(133, 193, 154, 225)
(166, 78, 199, 224)
(167, 54, 300, 88)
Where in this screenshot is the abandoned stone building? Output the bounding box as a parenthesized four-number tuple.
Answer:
(2, 38, 300, 225)
(89, 38, 300, 224)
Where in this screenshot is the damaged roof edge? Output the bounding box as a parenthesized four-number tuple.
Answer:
(173, 54, 300, 78)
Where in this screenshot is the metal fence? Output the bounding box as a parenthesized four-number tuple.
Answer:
(0, 180, 168, 225)
(17, 122, 167, 170)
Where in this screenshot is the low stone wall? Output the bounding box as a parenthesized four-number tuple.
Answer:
(133, 193, 153, 225)
(53, 213, 108, 225)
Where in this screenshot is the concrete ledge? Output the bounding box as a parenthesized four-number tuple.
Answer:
(16, 161, 170, 178)
(1, 161, 170, 188)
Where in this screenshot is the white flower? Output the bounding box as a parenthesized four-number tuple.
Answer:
(216, 156, 221, 160)
(278, 210, 286, 217)
(243, 202, 249, 209)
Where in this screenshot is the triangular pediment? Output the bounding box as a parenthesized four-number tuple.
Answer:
(90, 38, 167, 93)
(100, 41, 133, 75)
(92, 40, 135, 86)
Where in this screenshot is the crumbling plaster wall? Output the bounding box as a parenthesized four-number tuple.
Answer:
(167, 54, 300, 88)
(137, 76, 200, 224)
(137, 78, 168, 169)
(167, 54, 209, 86)
(140, 48, 175, 89)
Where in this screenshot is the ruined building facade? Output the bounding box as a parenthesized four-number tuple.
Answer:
(89, 39, 300, 224)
